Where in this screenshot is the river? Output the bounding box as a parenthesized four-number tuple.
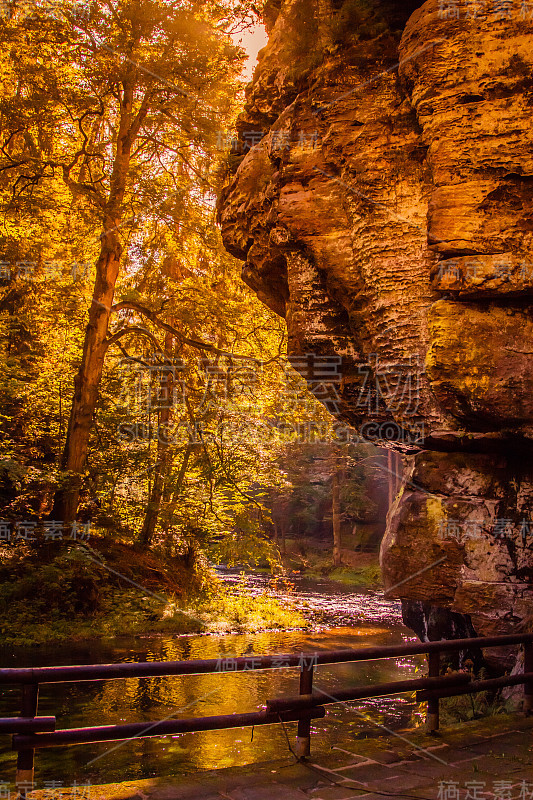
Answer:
(0, 572, 423, 788)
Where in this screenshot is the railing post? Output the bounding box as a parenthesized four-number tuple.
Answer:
(524, 642, 533, 716)
(426, 650, 440, 733)
(295, 659, 314, 758)
(16, 683, 38, 800)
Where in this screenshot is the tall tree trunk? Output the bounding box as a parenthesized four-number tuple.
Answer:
(387, 450, 402, 508)
(394, 451, 402, 495)
(273, 518, 279, 546)
(387, 449, 394, 508)
(162, 442, 196, 532)
(52, 78, 146, 522)
(55, 226, 122, 522)
(138, 332, 174, 550)
(332, 455, 342, 567)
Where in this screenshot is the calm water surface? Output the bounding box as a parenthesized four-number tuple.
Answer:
(0, 573, 423, 786)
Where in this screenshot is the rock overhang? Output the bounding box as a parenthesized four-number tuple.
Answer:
(218, 0, 533, 646)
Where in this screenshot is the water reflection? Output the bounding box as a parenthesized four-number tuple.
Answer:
(0, 582, 423, 786)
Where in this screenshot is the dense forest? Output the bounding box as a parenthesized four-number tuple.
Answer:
(0, 0, 392, 644)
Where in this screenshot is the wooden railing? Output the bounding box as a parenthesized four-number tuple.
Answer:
(1, 633, 532, 798)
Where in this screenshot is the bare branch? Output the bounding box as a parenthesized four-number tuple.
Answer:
(104, 325, 163, 353)
(111, 301, 259, 362)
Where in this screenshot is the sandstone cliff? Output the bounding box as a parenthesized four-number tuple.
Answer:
(218, 0, 533, 647)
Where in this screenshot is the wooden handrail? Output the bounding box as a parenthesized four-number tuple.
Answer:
(1, 633, 531, 685)
(417, 672, 533, 701)
(266, 672, 472, 712)
(3, 632, 532, 800)
(13, 708, 326, 750)
(0, 717, 55, 733)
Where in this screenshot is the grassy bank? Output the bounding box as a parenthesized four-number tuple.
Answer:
(0, 538, 307, 646)
(326, 563, 382, 586)
(281, 538, 382, 588)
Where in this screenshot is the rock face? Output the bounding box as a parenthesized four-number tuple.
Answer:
(218, 0, 533, 646)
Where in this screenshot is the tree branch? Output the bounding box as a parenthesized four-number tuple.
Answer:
(111, 301, 259, 362)
(104, 325, 163, 353)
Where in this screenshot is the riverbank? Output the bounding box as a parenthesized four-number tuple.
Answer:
(0, 535, 383, 646)
(280, 537, 382, 588)
(0, 617, 413, 787)
(0, 539, 306, 646)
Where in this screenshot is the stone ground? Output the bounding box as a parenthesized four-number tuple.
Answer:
(30, 715, 532, 800)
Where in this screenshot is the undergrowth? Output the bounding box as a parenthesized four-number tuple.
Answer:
(439, 688, 516, 725)
(0, 539, 306, 646)
(283, 543, 382, 587)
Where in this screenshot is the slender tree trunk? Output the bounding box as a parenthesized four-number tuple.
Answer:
(394, 451, 402, 495)
(159, 460, 176, 555)
(52, 78, 146, 522)
(387, 450, 402, 508)
(332, 455, 341, 567)
(138, 332, 174, 550)
(55, 228, 121, 522)
(387, 449, 394, 508)
(163, 442, 196, 529)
